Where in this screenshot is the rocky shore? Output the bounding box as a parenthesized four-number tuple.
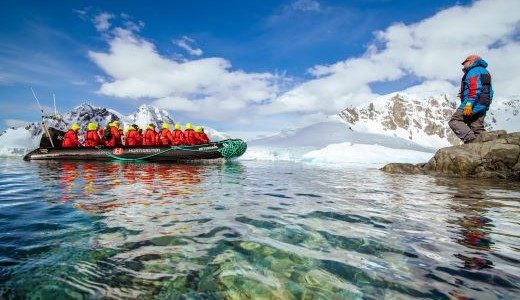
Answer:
(381, 130, 520, 181)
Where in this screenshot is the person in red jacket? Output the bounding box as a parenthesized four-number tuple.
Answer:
(83, 122, 102, 147)
(98, 124, 108, 143)
(183, 123, 198, 145)
(158, 123, 174, 146)
(194, 126, 210, 144)
(171, 123, 186, 146)
(104, 121, 122, 147)
(62, 123, 82, 148)
(142, 124, 158, 146)
(125, 124, 142, 146)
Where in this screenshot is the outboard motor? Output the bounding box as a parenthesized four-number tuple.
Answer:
(39, 127, 66, 148)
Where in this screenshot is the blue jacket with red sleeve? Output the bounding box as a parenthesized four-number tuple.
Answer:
(458, 58, 493, 115)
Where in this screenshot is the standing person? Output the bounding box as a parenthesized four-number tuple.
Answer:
(125, 124, 142, 146)
(183, 123, 198, 145)
(158, 123, 174, 146)
(83, 122, 102, 147)
(142, 123, 158, 146)
(62, 123, 82, 148)
(448, 55, 493, 144)
(105, 121, 122, 147)
(171, 123, 186, 146)
(194, 126, 210, 144)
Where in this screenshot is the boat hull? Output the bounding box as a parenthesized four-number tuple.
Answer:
(23, 139, 247, 162)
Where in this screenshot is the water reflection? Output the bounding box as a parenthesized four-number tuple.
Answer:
(1, 158, 519, 299)
(37, 161, 212, 211)
(58, 162, 80, 202)
(430, 177, 520, 299)
(446, 180, 494, 270)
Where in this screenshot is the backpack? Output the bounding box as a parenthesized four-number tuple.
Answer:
(103, 126, 112, 140)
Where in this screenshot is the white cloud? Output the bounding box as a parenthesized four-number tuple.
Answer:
(174, 36, 203, 56)
(93, 12, 114, 32)
(71, 80, 88, 86)
(89, 27, 282, 120)
(291, 0, 321, 12)
(401, 80, 457, 97)
(264, 0, 520, 114)
(73, 8, 89, 20)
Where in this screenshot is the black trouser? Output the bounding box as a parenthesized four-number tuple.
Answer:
(448, 109, 486, 142)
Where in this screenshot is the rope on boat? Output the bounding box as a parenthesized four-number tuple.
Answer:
(218, 139, 247, 159)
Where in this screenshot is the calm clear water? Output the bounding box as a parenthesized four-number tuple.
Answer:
(0, 157, 519, 299)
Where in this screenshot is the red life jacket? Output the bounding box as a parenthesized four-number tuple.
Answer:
(171, 130, 186, 145)
(143, 129, 157, 146)
(83, 130, 101, 147)
(62, 130, 81, 148)
(184, 129, 198, 145)
(125, 130, 142, 146)
(158, 129, 173, 146)
(105, 126, 122, 147)
(194, 132, 210, 144)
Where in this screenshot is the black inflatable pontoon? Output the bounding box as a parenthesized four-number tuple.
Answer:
(23, 128, 247, 162)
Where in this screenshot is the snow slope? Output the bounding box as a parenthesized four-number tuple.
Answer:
(301, 143, 432, 167)
(242, 117, 435, 167)
(0, 126, 41, 156)
(249, 118, 434, 152)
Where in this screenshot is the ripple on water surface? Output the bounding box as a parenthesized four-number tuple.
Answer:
(0, 158, 519, 299)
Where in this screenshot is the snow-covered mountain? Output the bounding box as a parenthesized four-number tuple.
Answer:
(338, 93, 519, 148)
(0, 103, 228, 156)
(124, 104, 174, 130)
(60, 102, 122, 131)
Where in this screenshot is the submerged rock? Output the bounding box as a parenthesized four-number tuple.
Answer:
(381, 130, 520, 181)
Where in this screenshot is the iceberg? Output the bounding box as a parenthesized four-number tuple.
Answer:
(242, 118, 435, 167)
(301, 142, 432, 167)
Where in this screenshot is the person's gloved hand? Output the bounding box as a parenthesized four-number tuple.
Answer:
(463, 103, 473, 117)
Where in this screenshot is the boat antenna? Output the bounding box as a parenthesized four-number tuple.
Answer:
(53, 93, 58, 117)
(31, 87, 55, 148)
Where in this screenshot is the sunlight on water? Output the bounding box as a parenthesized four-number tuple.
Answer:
(0, 157, 519, 299)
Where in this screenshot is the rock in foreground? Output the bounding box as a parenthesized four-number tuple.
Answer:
(381, 130, 520, 181)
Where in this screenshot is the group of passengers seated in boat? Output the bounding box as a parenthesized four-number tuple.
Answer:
(61, 121, 210, 148)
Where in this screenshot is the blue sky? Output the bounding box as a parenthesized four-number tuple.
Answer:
(1, 0, 518, 136)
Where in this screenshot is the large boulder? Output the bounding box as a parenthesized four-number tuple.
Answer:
(381, 130, 520, 180)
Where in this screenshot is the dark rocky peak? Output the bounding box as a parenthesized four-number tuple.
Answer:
(338, 93, 468, 147)
(62, 103, 120, 129)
